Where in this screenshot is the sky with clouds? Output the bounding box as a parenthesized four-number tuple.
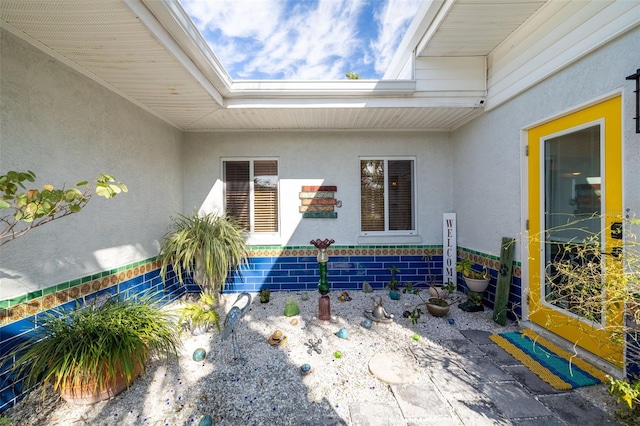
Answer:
(179, 0, 422, 80)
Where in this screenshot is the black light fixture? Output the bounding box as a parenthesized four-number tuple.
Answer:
(626, 68, 640, 133)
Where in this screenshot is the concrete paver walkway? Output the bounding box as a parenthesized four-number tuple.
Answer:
(357, 329, 619, 425)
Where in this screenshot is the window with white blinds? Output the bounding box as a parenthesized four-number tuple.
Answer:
(224, 159, 279, 233)
(360, 158, 415, 233)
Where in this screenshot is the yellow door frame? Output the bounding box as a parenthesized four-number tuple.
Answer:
(527, 95, 623, 367)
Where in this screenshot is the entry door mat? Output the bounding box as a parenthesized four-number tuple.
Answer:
(489, 329, 608, 390)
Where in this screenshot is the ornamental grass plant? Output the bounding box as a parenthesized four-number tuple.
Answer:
(8, 293, 181, 402)
(159, 212, 248, 296)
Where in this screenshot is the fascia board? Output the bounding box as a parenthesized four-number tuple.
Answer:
(384, 0, 447, 79)
(226, 80, 417, 98)
(129, 0, 228, 105)
(486, 0, 640, 110)
(153, 0, 233, 90)
(414, 0, 457, 57)
(224, 95, 485, 109)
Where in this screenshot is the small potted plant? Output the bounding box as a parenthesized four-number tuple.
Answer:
(426, 297, 451, 317)
(259, 288, 271, 303)
(385, 265, 402, 300)
(407, 290, 459, 323)
(456, 259, 491, 293)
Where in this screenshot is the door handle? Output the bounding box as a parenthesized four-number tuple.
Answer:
(602, 247, 623, 258)
(611, 222, 622, 239)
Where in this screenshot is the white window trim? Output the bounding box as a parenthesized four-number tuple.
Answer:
(358, 156, 418, 237)
(222, 157, 281, 241)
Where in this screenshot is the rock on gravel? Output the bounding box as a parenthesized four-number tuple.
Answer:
(2, 290, 614, 425)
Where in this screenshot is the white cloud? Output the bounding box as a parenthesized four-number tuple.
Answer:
(179, 0, 421, 80)
(370, 0, 422, 74)
(181, 0, 281, 39)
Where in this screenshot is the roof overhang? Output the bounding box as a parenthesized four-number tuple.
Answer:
(1, 0, 637, 132)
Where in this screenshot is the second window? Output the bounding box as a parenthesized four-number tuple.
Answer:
(360, 158, 415, 233)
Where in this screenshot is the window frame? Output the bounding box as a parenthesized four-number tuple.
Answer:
(222, 157, 280, 237)
(359, 156, 417, 236)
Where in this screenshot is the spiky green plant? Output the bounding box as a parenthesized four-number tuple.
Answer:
(9, 293, 181, 398)
(177, 291, 221, 332)
(159, 212, 248, 294)
(385, 265, 402, 290)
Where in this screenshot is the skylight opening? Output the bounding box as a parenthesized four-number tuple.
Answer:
(179, 0, 421, 81)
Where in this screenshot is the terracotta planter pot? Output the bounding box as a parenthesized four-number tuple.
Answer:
(426, 298, 450, 317)
(60, 358, 144, 405)
(464, 277, 490, 293)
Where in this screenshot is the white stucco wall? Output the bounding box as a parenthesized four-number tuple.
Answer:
(2, 21, 636, 302)
(183, 131, 453, 246)
(0, 29, 184, 299)
(450, 26, 640, 261)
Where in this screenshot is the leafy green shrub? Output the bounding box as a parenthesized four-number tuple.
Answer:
(456, 258, 489, 280)
(178, 291, 221, 331)
(608, 376, 640, 425)
(525, 214, 640, 423)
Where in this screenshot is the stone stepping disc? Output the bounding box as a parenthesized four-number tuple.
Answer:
(369, 352, 421, 384)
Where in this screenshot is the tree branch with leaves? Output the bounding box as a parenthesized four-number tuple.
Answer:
(526, 213, 640, 424)
(0, 170, 127, 246)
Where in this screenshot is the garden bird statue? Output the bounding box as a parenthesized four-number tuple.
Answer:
(222, 292, 252, 361)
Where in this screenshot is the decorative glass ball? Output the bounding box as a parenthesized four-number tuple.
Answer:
(300, 364, 312, 375)
(199, 415, 213, 426)
(192, 348, 206, 361)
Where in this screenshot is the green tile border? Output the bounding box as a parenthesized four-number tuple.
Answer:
(244, 244, 489, 255)
(0, 257, 163, 327)
(0, 247, 521, 326)
(1, 256, 158, 306)
(1, 247, 520, 308)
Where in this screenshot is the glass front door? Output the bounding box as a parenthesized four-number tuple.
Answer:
(544, 125, 603, 322)
(527, 96, 623, 367)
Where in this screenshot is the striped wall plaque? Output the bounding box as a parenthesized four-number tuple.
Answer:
(300, 186, 338, 218)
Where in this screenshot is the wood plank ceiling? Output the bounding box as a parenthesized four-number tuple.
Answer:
(419, 0, 547, 57)
(0, 0, 548, 132)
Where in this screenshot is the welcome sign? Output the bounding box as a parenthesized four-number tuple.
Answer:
(443, 213, 456, 285)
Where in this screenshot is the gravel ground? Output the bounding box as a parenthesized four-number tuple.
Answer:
(2, 290, 619, 425)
